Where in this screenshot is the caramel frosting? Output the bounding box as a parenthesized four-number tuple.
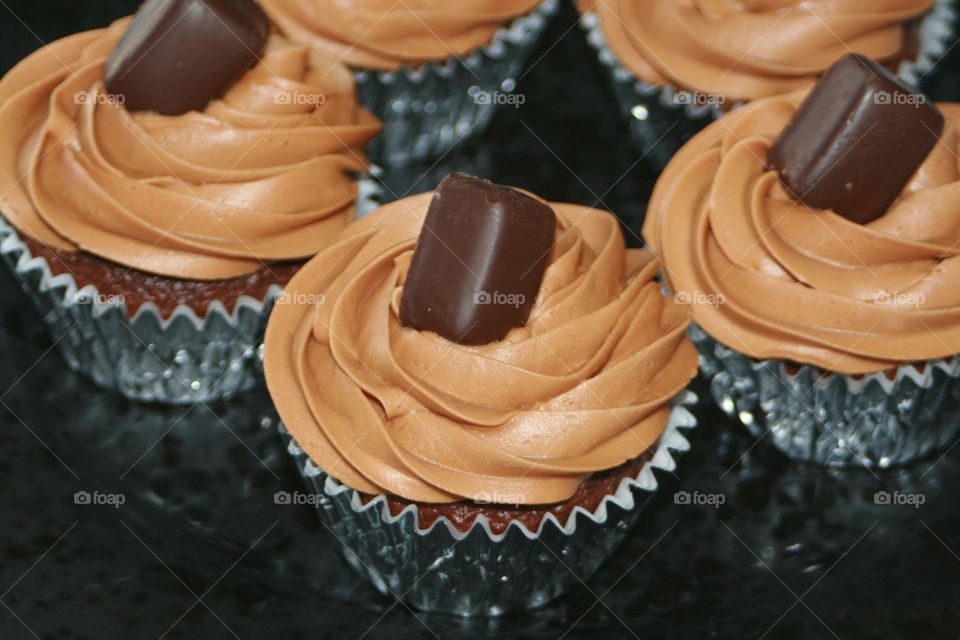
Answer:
(580, 0, 933, 102)
(265, 192, 698, 504)
(0, 19, 381, 281)
(258, 0, 543, 71)
(644, 93, 960, 375)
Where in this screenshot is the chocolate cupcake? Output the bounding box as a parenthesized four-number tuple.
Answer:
(644, 54, 960, 468)
(0, 1, 381, 404)
(577, 0, 956, 170)
(258, 0, 559, 165)
(264, 174, 699, 614)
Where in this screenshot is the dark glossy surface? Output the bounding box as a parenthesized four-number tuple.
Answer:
(2, 2, 960, 638)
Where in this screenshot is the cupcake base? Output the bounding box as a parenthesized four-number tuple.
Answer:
(692, 326, 960, 468)
(22, 236, 300, 318)
(0, 218, 292, 404)
(279, 391, 697, 616)
(356, 0, 559, 166)
(0, 178, 381, 405)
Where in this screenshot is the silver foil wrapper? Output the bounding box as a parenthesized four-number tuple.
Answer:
(692, 325, 960, 468)
(356, 0, 558, 166)
(279, 391, 697, 616)
(0, 178, 380, 405)
(579, 0, 957, 172)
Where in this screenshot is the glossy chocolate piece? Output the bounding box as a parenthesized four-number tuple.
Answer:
(766, 53, 944, 225)
(104, 0, 270, 115)
(399, 173, 556, 345)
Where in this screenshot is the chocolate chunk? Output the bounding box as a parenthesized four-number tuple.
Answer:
(104, 0, 270, 115)
(767, 53, 944, 225)
(399, 173, 556, 345)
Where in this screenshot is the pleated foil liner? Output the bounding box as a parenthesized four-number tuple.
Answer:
(279, 391, 697, 616)
(355, 0, 558, 166)
(579, 0, 957, 172)
(691, 325, 960, 469)
(0, 177, 381, 405)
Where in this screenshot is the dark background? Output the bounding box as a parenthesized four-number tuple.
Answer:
(1, 2, 960, 639)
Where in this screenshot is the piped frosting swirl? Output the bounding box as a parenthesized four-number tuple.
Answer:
(644, 93, 960, 374)
(0, 19, 381, 280)
(265, 191, 697, 504)
(258, 0, 544, 71)
(581, 0, 934, 102)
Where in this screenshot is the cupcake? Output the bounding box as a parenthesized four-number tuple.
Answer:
(264, 173, 698, 614)
(577, 0, 956, 170)
(258, 0, 559, 165)
(0, 0, 381, 404)
(644, 53, 960, 468)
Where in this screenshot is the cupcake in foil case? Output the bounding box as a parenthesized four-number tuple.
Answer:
(0, 172, 381, 405)
(279, 394, 697, 616)
(259, 0, 559, 166)
(577, 0, 957, 171)
(264, 181, 701, 614)
(0, 218, 282, 404)
(0, 17, 381, 403)
(643, 88, 960, 468)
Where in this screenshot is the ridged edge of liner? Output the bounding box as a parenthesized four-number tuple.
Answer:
(691, 324, 960, 396)
(0, 174, 382, 330)
(287, 389, 698, 542)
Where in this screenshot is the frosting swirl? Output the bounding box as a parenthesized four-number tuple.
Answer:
(265, 191, 697, 504)
(644, 93, 960, 374)
(258, 0, 543, 71)
(581, 0, 933, 102)
(0, 19, 381, 280)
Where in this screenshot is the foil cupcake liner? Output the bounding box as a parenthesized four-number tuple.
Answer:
(355, 0, 558, 166)
(579, 0, 957, 172)
(0, 177, 381, 405)
(278, 391, 697, 616)
(691, 325, 960, 469)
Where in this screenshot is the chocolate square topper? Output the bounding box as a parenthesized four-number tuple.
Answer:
(399, 173, 557, 345)
(104, 0, 270, 115)
(767, 53, 944, 225)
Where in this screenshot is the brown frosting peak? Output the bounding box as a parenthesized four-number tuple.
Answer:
(0, 19, 381, 280)
(644, 93, 960, 375)
(258, 0, 544, 71)
(581, 0, 934, 102)
(265, 192, 698, 504)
